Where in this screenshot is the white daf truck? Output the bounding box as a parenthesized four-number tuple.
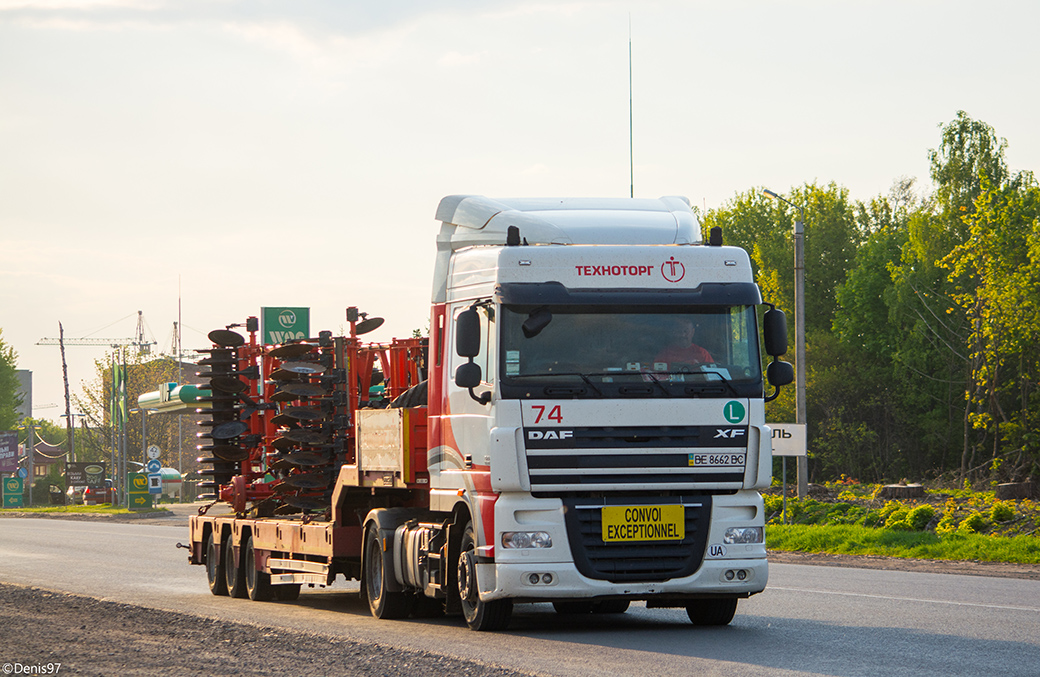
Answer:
(188, 195, 793, 632)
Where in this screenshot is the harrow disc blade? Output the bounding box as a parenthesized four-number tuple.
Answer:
(211, 420, 249, 440)
(270, 413, 299, 427)
(284, 472, 332, 489)
(210, 376, 249, 394)
(283, 429, 329, 445)
(271, 436, 297, 451)
(356, 317, 385, 335)
(211, 445, 251, 462)
(208, 329, 245, 347)
(270, 391, 298, 403)
(284, 451, 329, 467)
(283, 406, 325, 421)
(280, 361, 326, 375)
(269, 369, 300, 381)
(279, 383, 329, 398)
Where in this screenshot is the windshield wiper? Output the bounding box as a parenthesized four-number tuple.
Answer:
(508, 371, 604, 397)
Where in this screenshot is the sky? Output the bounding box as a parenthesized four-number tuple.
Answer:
(2, 0, 1039, 422)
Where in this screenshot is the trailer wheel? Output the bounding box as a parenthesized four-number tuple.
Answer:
(205, 532, 228, 596)
(364, 524, 412, 619)
(686, 598, 738, 626)
(223, 534, 247, 598)
(244, 534, 273, 601)
(457, 521, 512, 631)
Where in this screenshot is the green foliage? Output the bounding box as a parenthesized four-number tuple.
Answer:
(958, 511, 987, 534)
(767, 524, 1040, 564)
(907, 504, 936, 530)
(0, 329, 22, 431)
(990, 501, 1015, 522)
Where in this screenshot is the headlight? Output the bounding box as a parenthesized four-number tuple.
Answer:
(723, 527, 763, 544)
(501, 531, 553, 549)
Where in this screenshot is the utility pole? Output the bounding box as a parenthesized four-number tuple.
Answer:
(764, 188, 808, 497)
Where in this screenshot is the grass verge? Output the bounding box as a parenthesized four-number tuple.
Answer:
(767, 523, 1040, 564)
(1, 505, 170, 515)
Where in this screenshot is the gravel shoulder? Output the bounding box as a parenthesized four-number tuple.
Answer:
(0, 583, 532, 677)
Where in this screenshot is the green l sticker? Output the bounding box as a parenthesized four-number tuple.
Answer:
(724, 401, 746, 424)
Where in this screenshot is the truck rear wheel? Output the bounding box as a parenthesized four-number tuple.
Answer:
(244, 534, 273, 601)
(205, 532, 227, 596)
(364, 524, 412, 619)
(223, 534, 247, 598)
(458, 521, 512, 631)
(686, 598, 738, 626)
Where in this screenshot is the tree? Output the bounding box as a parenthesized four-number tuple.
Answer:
(0, 329, 23, 431)
(942, 173, 1040, 480)
(74, 352, 203, 474)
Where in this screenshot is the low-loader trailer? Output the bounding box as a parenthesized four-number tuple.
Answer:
(186, 195, 793, 630)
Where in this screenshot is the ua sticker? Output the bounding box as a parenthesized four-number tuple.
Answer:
(723, 401, 746, 424)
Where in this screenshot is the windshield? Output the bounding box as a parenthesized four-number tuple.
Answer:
(499, 305, 762, 399)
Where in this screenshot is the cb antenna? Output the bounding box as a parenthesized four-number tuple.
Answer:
(629, 14, 634, 198)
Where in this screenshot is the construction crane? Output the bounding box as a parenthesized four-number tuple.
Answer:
(36, 310, 157, 352)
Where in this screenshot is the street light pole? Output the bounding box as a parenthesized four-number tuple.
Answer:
(764, 188, 808, 498)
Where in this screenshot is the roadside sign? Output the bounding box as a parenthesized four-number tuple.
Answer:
(67, 461, 107, 489)
(0, 431, 17, 474)
(262, 307, 310, 344)
(147, 445, 161, 460)
(17, 467, 28, 479)
(3, 476, 24, 508)
(145, 459, 161, 474)
(770, 424, 807, 457)
(127, 472, 152, 511)
(148, 473, 162, 494)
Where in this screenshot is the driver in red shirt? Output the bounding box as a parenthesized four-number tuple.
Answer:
(655, 318, 714, 366)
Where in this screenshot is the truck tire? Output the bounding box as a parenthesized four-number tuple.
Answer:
(457, 521, 512, 631)
(223, 534, 247, 598)
(364, 524, 412, 619)
(244, 534, 273, 601)
(686, 598, 738, 626)
(205, 532, 228, 596)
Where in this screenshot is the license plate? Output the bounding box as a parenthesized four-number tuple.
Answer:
(601, 505, 685, 542)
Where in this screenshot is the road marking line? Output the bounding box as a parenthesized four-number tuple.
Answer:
(769, 586, 1040, 612)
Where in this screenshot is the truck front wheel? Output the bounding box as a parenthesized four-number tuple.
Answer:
(457, 521, 512, 631)
(686, 598, 738, 626)
(364, 524, 412, 619)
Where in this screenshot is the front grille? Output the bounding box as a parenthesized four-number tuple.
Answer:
(525, 426, 747, 493)
(562, 496, 712, 582)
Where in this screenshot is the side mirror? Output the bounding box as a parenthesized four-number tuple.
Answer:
(456, 308, 481, 357)
(455, 362, 482, 389)
(763, 308, 788, 357)
(767, 360, 794, 387)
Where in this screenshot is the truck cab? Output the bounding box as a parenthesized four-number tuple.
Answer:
(411, 196, 788, 628)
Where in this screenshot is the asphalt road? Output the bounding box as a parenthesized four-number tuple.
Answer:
(1, 516, 1038, 677)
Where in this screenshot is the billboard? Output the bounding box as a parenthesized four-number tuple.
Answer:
(261, 307, 310, 344)
(0, 431, 17, 474)
(66, 461, 107, 488)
